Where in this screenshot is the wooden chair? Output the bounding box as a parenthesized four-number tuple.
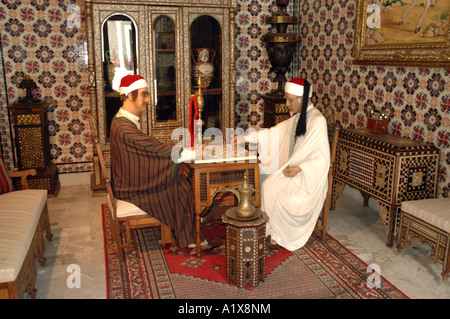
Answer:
(89, 117, 177, 259)
(314, 125, 340, 241)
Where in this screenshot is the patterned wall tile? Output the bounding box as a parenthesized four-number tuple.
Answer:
(0, 0, 92, 174)
(286, 0, 450, 197)
(0, 0, 448, 197)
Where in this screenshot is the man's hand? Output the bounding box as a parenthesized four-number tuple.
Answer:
(233, 135, 245, 146)
(178, 148, 196, 163)
(282, 166, 301, 177)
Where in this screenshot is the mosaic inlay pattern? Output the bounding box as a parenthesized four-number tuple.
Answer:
(0, 0, 449, 197)
(0, 0, 92, 174)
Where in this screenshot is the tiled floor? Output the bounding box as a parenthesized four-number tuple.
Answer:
(35, 184, 449, 299)
(36, 184, 106, 299)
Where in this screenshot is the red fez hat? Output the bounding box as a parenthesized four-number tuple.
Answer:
(119, 75, 147, 96)
(285, 77, 313, 97)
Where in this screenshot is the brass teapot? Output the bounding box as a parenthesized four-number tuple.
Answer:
(222, 180, 260, 220)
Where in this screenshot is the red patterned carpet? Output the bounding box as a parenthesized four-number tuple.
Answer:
(102, 204, 408, 299)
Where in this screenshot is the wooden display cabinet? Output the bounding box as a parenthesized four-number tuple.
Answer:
(7, 101, 60, 196)
(86, 0, 237, 190)
(260, 93, 290, 128)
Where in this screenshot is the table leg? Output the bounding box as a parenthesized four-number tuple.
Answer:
(196, 212, 201, 258)
(360, 191, 370, 207)
(330, 180, 345, 211)
(193, 170, 202, 258)
(376, 201, 397, 247)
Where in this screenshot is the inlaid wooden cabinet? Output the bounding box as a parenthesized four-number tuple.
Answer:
(7, 102, 60, 195)
(331, 128, 440, 247)
(86, 0, 237, 189)
(260, 94, 290, 128)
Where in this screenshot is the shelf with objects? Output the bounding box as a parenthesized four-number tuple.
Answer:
(154, 19, 176, 123)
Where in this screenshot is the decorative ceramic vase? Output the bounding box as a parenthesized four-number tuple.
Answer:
(192, 48, 215, 89)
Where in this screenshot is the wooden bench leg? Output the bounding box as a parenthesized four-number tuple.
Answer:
(442, 249, 450, 282)
(396, 217, 410, 253)
(397, 211, 450, 282)
(42, 203, 53, 242)
(0, 283, 16, 299)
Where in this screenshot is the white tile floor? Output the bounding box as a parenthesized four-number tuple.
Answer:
(36, 184, 106, 299)
(34, 184, 450, 299)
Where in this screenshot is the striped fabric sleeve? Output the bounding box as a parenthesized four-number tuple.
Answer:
(115, 117, 180, 180)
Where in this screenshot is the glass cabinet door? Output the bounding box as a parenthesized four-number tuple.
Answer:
(153, 15, 176, 123)
(87, 1, 236, 190)
(102, 14, 138, 140)
(190, 15, 222, 131)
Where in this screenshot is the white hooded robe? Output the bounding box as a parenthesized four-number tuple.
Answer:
(251, 104, 330, 251)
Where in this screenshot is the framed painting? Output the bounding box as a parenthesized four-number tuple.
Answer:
(157, 32, 175, 50)
(352, 0, 450, 67)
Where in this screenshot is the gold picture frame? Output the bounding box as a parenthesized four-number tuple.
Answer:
(352, 0, 450, 67)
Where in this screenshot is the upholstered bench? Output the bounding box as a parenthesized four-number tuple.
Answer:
(0, 162, 53, 299)
(397, 198, 450, 281)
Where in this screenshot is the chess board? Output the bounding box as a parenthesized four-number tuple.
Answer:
(193, 143, 257, 164)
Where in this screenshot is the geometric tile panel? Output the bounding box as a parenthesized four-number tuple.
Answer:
(398, 156, 440, 203)
(16, 126, 45, 169)
(0, 0, 92, 174)
(348, 150, 375, 187)
(234, 0, 450, 198)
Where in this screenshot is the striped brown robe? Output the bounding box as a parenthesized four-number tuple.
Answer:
(110, 116, 196, 248)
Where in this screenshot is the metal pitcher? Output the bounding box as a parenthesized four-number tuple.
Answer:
(222, 180, 260, 219)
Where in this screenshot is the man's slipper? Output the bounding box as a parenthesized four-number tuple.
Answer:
(187, 240, 208, 249)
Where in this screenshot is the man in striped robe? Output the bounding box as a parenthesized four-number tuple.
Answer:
(110, 75, 206, 251)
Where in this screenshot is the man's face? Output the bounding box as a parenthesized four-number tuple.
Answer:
(132, 87, 149, 114)
(285, 92, 303, 114)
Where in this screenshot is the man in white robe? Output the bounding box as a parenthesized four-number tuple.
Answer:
(247, 78, 330, 251)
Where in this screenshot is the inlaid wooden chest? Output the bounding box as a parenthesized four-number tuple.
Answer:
(331, 128, 440, 247)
